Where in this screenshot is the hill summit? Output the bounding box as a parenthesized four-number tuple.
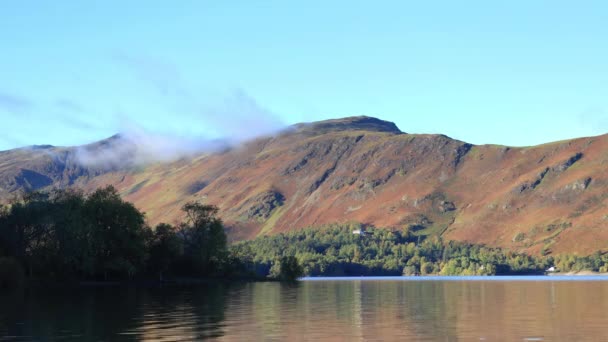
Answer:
(290, 116, 403, 135)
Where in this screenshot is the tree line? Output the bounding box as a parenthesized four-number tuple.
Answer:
(2, 186, 607, 288)
(232, 223, 608, 276)
(0, 186, 301, 288)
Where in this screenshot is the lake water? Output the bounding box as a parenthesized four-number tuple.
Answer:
(2, 276, 608, 341)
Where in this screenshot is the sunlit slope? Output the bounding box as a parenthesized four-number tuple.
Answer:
(0, 116, 607, 255)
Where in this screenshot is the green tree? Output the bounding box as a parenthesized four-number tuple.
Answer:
(84, 186, 149, 279)
(148, 223, 181, 281)
(269, 256, 304, 281)
(402, 265, 417, 276)
(47, 189, 90, 278)
(0, 191, 54, 278)
(420, 261, 434, 275)
(177, 202, 227, 276)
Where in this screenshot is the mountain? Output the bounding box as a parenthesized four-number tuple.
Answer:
(1, 116, 607, 255)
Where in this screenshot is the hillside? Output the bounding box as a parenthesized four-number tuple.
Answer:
(0, 116, 607, 255)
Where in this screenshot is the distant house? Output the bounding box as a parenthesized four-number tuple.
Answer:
(546, 266, 557, 273)
(352, 229, 366, 236)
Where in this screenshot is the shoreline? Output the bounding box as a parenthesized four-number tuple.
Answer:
(547, 271, 608, 276)
(302, 274, 608, 281)
(20, 276, 272, 290)
(17, 272, 608, 290)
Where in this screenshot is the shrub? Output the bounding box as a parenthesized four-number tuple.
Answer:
(269, 256, 304, 281)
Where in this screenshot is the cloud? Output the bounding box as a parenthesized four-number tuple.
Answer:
(73, 88, 285, 168)
(198, 89, 285, 143)
(0, 54, 286, 165)
(118, 54, 285, 141)
(0, 91, 32, 115)
(74, 128, 227, 169)
(70, 53, 286, 168)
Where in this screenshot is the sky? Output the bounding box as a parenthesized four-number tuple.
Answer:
(1, 1, 607, 150)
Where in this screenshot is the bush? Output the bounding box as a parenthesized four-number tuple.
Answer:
(269, 256, 304, 281)
(0, 257, 25, 290)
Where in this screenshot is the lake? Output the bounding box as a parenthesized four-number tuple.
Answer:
(2, 276, 608, 341)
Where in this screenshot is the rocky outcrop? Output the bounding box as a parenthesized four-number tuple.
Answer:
(15, 169, 53, 191)
(186, 181, 209, 195)
(553, 152, 583, 173)
(515, 167, 550, 193)
(452, 143, 473, 168)
(438, 200, 456, 213)
(243, 191, 285, 221)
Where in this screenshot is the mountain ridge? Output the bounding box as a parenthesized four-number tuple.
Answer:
(1, 116, 607, 256)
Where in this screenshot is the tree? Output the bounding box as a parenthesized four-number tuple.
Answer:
(148, 223, 181, 281)
(269, 256, 304, 281)
(402, 265, 417, 276)
(177, 202, 227, 276)
(46, 189, 89, 278)
(84, 186, 149, 279)
(0, 189, 91, 279)
(420, 261, 434, 275)
(0, 191, 54, 278)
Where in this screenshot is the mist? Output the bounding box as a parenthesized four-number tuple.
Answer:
(1, 54, 288, 167)
(74, 129, 221, 168)
(74, 88, 286, 168)
(68, 54, 289, 169)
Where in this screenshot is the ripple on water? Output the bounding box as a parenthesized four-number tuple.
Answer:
(1, 279, 608, 340)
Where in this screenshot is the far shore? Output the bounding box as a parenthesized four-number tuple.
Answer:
(548, 271, 608, 276)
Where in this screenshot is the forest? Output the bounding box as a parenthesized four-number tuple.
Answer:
(232, 224, 608, 277)
(1, 186, 607, 289)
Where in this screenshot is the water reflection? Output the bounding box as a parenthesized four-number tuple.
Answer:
(1, 279, 608, 340)
(0, 284, 230, 341)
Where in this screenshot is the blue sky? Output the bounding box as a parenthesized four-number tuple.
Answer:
(1, 1, 607, 150)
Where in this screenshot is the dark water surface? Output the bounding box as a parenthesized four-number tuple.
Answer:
(2, 277, 608, 341)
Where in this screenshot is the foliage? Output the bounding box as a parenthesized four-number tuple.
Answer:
(232, 224, 608, 277)
(176, 202, 227, 276)
(147, 223, 181, 281)
(2, 186, 608, 285)
(0, 187, 148, 280)
(268, 256, 304, 281)
(84, 186, 148, 279)
(0, 187, 230, 283)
